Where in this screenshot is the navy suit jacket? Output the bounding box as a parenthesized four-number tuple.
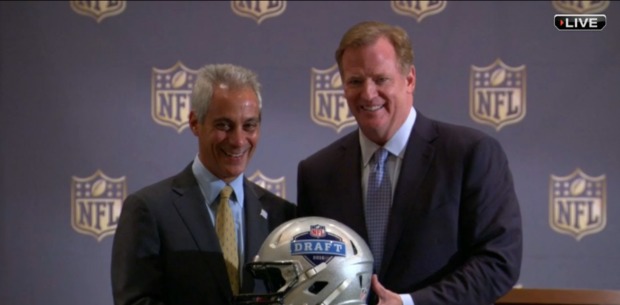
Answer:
(297, 113, 522, 305)
(111, 163, 296, 305)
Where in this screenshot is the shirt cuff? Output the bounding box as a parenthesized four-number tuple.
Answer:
(401, 293, 414, 305)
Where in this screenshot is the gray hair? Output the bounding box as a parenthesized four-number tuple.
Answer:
(190, 63, 262, 123)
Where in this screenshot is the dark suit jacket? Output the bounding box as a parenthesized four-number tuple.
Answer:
(111, 163, 296, 305)
(297, 112, 522, 305)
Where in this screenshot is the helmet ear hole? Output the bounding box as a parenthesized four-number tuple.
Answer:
(308, 281, 328, 294)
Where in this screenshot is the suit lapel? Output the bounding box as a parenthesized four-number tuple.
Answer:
(241, 179, 269, 291)
(170, 163, 234, 298)
(334, 133, 368, 241)
(171, 165, 219, 251)
(380, 114, 437, 278)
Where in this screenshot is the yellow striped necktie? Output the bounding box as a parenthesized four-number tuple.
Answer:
(215, 185, 239, 295)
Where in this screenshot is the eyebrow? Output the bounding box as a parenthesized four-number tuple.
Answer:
(212, 117, 260, 123)
(244, 117, 260, 124)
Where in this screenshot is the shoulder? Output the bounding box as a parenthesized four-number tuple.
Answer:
(299, 130, 358, 166)
(126, 164, 194, 204)
(422, 118, 512, 177)
(129, 176, 174, 201)
(247, 180, 295, 207)
(246, 180, 296, 219)
(418, 113, 503, 152)
(420, 113, 489, 141)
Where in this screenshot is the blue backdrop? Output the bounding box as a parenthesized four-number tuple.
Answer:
(1, 1, 618, 304)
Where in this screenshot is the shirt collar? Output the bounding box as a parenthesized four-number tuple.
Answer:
(191, 155, 245, 207)
(359, 106, 417, 167)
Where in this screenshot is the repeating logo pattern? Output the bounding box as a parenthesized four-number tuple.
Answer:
(552, 0, 609, 14)
(248, 170, 286, 199)
(470, 59, 526, 131)
(152, 61, 199, 133)
(231, 0, 286, 24)
(70, 0, 126, 23)
(290, 224, 346, 266)
(391, 0, 447, 22)
(71, 170, 126, 241)
(550, 168, 606, 241)
(310, 64, 355, 133)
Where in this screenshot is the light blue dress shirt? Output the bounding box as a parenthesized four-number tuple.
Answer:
(358, 107, 417, 305)
(192, 155, 245, 281)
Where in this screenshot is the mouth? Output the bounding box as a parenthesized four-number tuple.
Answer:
(223, 150, 245, 158)
(361, 104, 384, 112)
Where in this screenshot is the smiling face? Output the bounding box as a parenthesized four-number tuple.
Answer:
(190, 85, 261, 183)
(341, 36, 416, 145)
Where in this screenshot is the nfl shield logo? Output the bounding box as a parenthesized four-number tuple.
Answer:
(71, 170, 126, 241)
(151, 61, 199, 133)
(231, 0, 287, 24)
(70, 0, 126, 23)
(310, 225, 326, 238)
(310, 64, 356, 133)
(391, 0, 447, 22)
(248, 170, 286, 199)
(552, 0, 609, 14)
(470, 59, 526, 131)
(549, 168, 606, 241)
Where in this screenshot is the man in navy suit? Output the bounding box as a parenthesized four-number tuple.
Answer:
(297, 21, 522, 305)
(111, 64, 296, 305)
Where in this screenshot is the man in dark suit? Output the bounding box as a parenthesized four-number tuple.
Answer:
(297, 21, 522, 305)
(111, 64, 296, 305)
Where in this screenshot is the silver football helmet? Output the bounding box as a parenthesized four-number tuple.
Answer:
(235, 216, 374, 305)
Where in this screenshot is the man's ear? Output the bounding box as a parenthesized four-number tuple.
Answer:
(189, 111, 200, 135)
(407, 65, 416, 94)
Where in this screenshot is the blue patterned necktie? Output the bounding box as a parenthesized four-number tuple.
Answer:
(365, 148, 392, 272)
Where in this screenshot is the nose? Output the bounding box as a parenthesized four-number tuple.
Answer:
(361, 79, 377, 100)
(228, 127, 245, 147)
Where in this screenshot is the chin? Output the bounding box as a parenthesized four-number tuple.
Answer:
(360, 119, 386, 130)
